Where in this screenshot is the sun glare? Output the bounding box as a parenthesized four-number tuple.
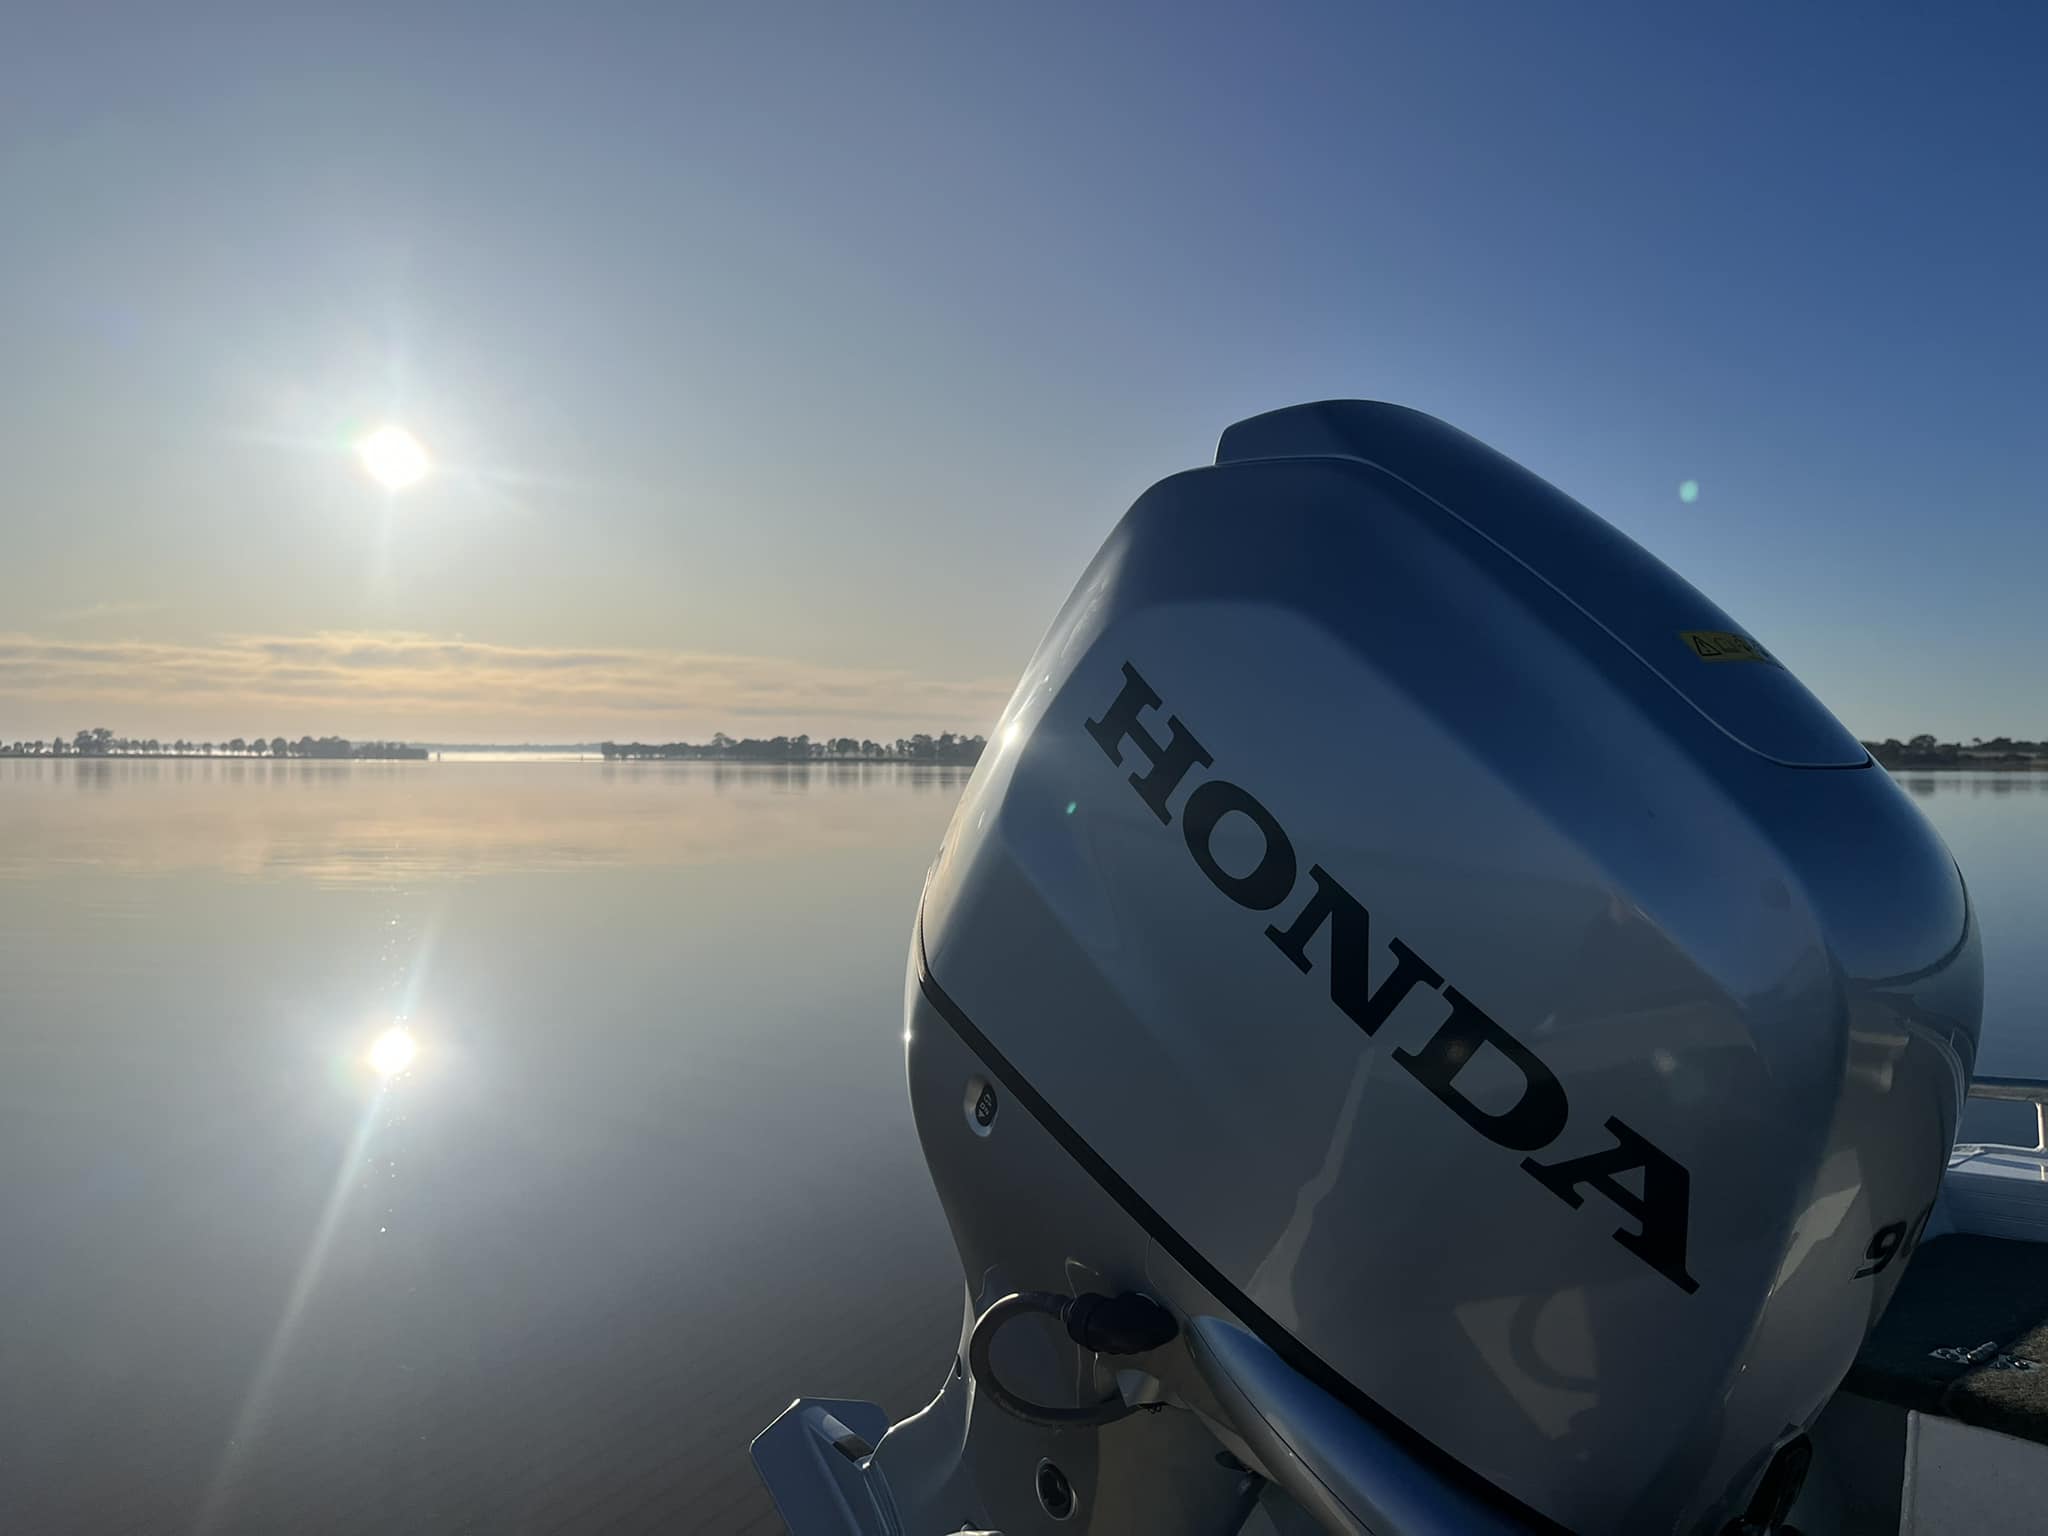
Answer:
(356, 425, 432, 491)
(368, 1026, 419, 1078)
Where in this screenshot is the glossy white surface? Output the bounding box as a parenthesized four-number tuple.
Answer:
(1942, 1147, 2048, 1244)
(920, 410, 1980, 1533)
(1902, 1412, 2048, 1536)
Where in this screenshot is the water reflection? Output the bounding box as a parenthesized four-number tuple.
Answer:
(194, 1067, 403, 1536)
(0, 758, 974, 885)
(1890, 773, 2048, 1091)
(369, 1026, 419, 1077)
(1900, 772, 2045, 798)
(0, 761, 968, 1532)
(2, 763, 2040, 1531)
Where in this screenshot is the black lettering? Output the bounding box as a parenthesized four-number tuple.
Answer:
(1902, 1199, 1935, 1263)
(1082, 660, 1704, 1296)
(1182, 780, 1297, 910)
(1265, 866, 1444, 1035)
(1521, 1116, 1700, 1295)
(1855, 1222, 1905, 1280)
(1084, 662, 1213, 825)
(1392, 986, 1569, 1153)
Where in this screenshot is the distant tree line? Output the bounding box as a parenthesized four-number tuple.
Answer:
(1864, 735, 2048, 769)
(2, 729, 426, 760)
(9, 726, 2035, 774)
(600, 731, 986, 764)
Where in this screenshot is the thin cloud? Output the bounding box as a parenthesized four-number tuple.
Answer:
(42, 599, 169, 626)
(0, 632, 1011, 741)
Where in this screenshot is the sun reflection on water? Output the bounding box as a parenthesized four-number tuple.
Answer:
(368, 1025, 418, 1078)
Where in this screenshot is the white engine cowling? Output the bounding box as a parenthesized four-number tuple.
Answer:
(912, 401, 1981, 1533)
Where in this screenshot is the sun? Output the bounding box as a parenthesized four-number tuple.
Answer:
(368, 1025, 419, 1078)
(355, 424, 432, 491)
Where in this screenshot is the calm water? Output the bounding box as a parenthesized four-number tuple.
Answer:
(0, 760, 969, 1535)
(1, 764, 2042, 1533)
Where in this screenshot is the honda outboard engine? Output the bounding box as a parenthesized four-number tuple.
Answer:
(756, 402, 1981, 1535)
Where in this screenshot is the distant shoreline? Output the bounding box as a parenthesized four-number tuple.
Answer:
(8, 744, 2044, 771)
(5, 756, 2044, 776)
(5, 729, 987, 766)
(1862, 737, 2048, 772)
(0, 749, 982, 766)
(1, 749, 427, 762)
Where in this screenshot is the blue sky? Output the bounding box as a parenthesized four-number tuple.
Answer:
(2, 3, 2040, 740)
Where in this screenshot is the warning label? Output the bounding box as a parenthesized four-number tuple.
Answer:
(1680, 630, 1780, 666)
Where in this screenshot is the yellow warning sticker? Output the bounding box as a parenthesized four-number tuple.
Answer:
(1680, 630, 1779, 666)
